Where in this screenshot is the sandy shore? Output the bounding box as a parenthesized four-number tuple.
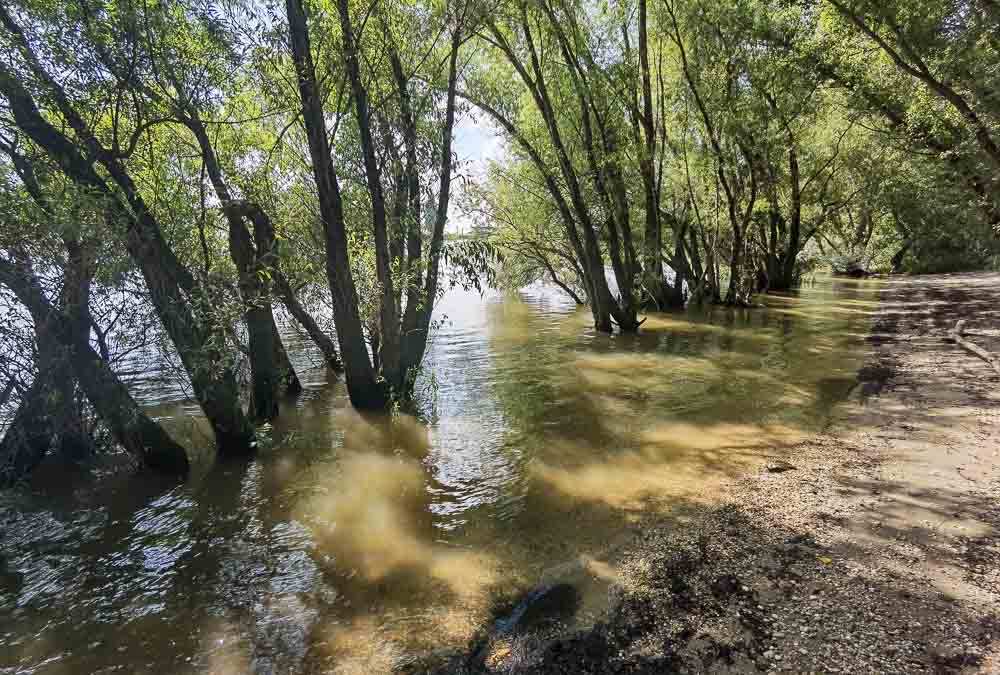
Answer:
(422, 273, 1000, 674)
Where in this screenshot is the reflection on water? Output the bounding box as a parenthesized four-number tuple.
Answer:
(0, 278, 881, 673)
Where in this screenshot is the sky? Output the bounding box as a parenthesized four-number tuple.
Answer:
(450, 110, 506, 234)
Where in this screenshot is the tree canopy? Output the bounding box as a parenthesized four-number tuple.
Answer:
(0, 0, 996, 480)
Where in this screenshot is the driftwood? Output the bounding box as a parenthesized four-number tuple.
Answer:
(947, 320, 1000, 375)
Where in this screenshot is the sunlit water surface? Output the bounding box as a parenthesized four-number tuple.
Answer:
(0, 278, 881, 673)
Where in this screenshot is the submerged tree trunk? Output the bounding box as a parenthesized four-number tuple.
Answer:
(182, 113, 301, 419)
(0, 258, 189, 477)
(0, 235, 98, 482)
(285, 0, 386, 409)
(336, 0, 403, 392)
(0, 32, 256, 454)
(637, 0, 673, 310)
(55, 237, 97, 458)
(666, 1, 756, 306)
(398, 27, 463, 388)
(270, 319, 302, 395)
(0, 372, 56, 486)
(247, 203, 303, 395)
(227, 213, 281, 421)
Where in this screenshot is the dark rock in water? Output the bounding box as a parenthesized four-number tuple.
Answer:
(402, 584, 581, 674)
(493, 583, 580, 637)
(765, 461, 796, 473)
(831, 259, 875, 278)
(857, 363, 895, 397)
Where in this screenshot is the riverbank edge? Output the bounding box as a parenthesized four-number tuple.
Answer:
(412, 273, 1000, 674)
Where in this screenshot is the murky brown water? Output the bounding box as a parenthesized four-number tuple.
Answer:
(0, 278, 881, 674)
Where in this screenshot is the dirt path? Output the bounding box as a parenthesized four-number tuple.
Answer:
(433, 273, 1000, 674)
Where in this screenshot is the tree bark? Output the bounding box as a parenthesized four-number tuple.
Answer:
(0, 28, 256, 454)
(0, 258, 189, 477)
(273, 272, 342, 370)
(387, 42, 424, 354)
(285, 0, 386, 409)
(536, 3, 642, 326)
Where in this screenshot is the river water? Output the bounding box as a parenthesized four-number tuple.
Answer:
(0, 278, 881, 673)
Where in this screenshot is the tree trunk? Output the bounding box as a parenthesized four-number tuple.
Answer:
(336, 0, 402, 392)
(0, 373, 56, 486)
(462, 93, 603, 328)
(270, 319, 302, 394)
(725, 228, 746, 304)
(489, 16, 636, 332)
(0, 47, 256, 455)
(400, 28, 463, 387)
(56, 237, 97, 458)
(0, 258, 189, 476)
(637, 0, 671, 310)
(285, 0, 386, 409)
(0, 235, 99, 481)
(273, 272, 342, 370)
(227, 211, 280, 421)
(181, 112, 302, 409)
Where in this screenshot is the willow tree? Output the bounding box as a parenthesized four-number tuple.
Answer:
(467, 0, 691, 330)
(0, 254, 190, 479)
(821, 0, 1000, 232)
(284, 0, 466, 406)
(61, 0, 319, 421)
(0, 157, 189, 481)
(0, 2, 256, 453)
(682, 0, 862, 291)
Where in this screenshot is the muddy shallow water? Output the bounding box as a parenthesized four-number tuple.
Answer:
(0, 278, 881, 674)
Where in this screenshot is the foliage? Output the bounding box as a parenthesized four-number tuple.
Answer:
(0, 0, 997, 473)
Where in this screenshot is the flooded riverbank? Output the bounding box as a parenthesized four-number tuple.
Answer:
(0, 277, 881, 674)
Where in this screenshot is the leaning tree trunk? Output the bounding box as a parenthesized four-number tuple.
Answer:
(398, 27, 463, 389)
(0, 238, 96, 483)
(0, 258, 189, 476)
(0, 50, 256, 455)
(273, 272, 342, 370)
(181, 111, 299, 421)
(1, 313, 86, 477)
(0, 371, 56, 486)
